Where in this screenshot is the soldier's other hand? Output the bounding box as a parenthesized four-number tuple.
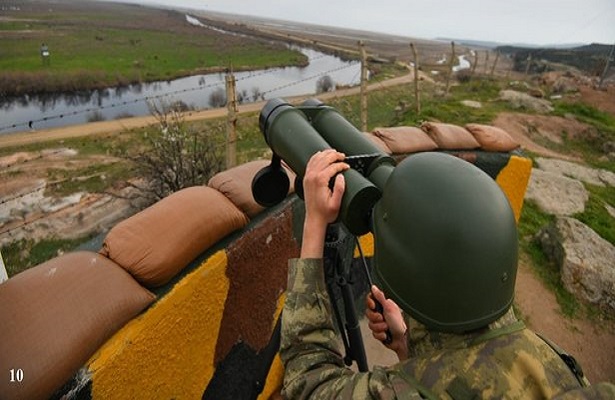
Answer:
(366, 285, 408, 361)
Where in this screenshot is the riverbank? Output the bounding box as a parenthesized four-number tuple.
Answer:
(0, 70, 418, 149)
(0, 0, 306, 97)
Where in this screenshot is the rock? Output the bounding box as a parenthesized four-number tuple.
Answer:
(603, 141, 615, 154)
(525, 169, 588, 215)
(552, 77, 579, 94)
(537, 217, 615, 311)
(460, 100, 482, 108)
(528, 88, 545, 98)
(535, 157, 615, 187)
(499, 90, 554, 114)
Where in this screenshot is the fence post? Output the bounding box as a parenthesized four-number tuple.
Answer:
(490, 51, 500, 77)
(471, 50, 478, 77)
(359, 40, 368, 132)
(599, 42, 614, 89)
(410, 42, 421, 114)
(445, 41, 455, 94)
(225, 71, 238, 169)
(484, 50, 490, 74)
(507, 56, 514, 78)
(525, 53, 532, 76)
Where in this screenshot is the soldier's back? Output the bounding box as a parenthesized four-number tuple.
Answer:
(388, 326, 594, 399)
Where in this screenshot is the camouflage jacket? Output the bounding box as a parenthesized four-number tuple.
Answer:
(280, 258, 615, 399)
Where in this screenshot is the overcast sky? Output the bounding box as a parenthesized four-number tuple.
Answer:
(112, 0, 613, 46)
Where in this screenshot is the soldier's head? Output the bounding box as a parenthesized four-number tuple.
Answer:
(372, 152, 518, 333)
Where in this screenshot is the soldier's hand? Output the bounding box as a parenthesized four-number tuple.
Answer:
(366, 285, 408, 361)
(303, 150, 349, 227)
(300, 150, 349, 259)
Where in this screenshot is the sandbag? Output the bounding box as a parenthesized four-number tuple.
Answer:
(0, 251, 155, 400)
(372, 126, 438, 154)
(101, 186, 249, 287)
(465, 123, 520, 152)
(208, 160, 296, 218)
(420, 122, 480, 150)
(362, 132, 392, 154)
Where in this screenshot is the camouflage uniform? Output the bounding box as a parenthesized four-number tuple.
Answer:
(280, 258, 615, 399)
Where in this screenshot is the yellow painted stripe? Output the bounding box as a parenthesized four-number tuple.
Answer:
(353, 232, 375, 258)
(495, 155, 533, 223)
(259, 293, 286, 400)
(89, 251, 230, 399)
(260, 354, 285, 399)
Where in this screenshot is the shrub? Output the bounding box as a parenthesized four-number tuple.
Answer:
(86, 111, 105, 122)
(131, 102, 224, 202)
(316, 75, 334, 93)
(456, 69, 472, 83)
(208, 88, 227, 108)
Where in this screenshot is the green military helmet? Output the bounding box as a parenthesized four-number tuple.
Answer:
(372, 152, 518, 333)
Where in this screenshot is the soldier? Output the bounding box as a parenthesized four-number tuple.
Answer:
(280, 149, 615, 399)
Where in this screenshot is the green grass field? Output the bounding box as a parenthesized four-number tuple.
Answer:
(0, 1, 306, 95)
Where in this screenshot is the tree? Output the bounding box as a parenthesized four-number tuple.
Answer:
(251, 86, 263, 102)
(131, 102, 224, 202)
(316, 75, 335, 93)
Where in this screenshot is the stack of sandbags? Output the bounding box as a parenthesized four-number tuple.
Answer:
(208, 160, 296, 218)
(0, 162, 298, 399)
(420, 122, 481, 150)
(101, 186, 249, 288)
(464, 123, 520, 152)
(361, 131, 392, 154)
(366, 122, 520, 155)
(0, 252, 156, 399)
(370, 126, 438, 154)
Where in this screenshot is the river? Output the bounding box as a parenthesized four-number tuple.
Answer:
(0, 19, 360, 135)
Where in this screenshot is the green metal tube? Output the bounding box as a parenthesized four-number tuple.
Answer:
(304, 102, 396, 191)
(259, 99, 381, 234)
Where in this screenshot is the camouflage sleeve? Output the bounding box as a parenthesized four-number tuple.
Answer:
(279, 258, 419, 399)
(551, 382, 615, 399)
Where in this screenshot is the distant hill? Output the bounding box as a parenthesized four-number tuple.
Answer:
(496, 43, 613, 75)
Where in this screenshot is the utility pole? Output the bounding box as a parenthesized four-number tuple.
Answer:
(359, 40, 368, 132)
(410, 42, 420, 114)
(445, 41, 455, 94)
(599, 42, 615, 89)
(225, 70, 238, 169)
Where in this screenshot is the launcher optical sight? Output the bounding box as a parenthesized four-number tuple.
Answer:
(252, 98, 395, 235)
